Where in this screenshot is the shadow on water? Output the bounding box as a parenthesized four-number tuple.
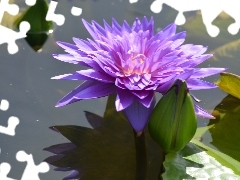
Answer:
(44, 95, 204, 180)
(200, 95, 240, 162)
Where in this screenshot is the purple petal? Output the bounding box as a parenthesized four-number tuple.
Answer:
(123, 97, 156, 132)
(63, 170, 81, 180)
(52, 69, 114, 83)
(162, 23, 176, 36)
(194, 104, 215, 119)
(72, 38, 95, 51)
(56, 81, 116, 107)
(187, 79, 217, 90)
(77, 69, 115, 83)
(190, 93, 201, 103)
(74, 82, 116, 99)
(92, 20, 107, 36)
(53, 54, 80, 65)
(182, 54, 213, 68)
(103, 19, 112, 32)
(191, 68, 226, 78)
(131, 90, 149, 99)
(122, 20, 132, 33)
(138, 91, 154, 108)
(112, 18, 122, 31)
(170, 31, 186, 41)
(82, 19, 99, 40)
(153, 23, 176, 41)
(115, 88, 134, 111)
(51, 73, 84, 80)
(157, 70, 194, 94)
(56, 41, 78, 51)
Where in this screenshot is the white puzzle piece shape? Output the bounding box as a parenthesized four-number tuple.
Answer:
(0, 99, 9, 111)
(0, 163, 16, 180)
(0, 0, 30, 54)
(16, 151, 50, 180)
(150, 0, 240, 37)
(0, 116, 19, 136)
(0, 99, 19, 136)
(46, 1, 65, 26)
(0, 149, 16, 180)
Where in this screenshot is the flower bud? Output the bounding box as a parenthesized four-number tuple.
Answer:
(148, 79, 197, 152)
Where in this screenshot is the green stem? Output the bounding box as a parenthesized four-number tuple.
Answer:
(134, 131, 147, 180)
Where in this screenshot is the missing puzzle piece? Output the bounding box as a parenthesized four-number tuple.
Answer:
(0, 116, 19, 136)
(0, 0, 30, 54)
(0, 21, 30, 54)
(0, 162, 16, 180)
(0, 99, 19, 136)
(16, 151, 50, 180)
(0, 148, 16, 180)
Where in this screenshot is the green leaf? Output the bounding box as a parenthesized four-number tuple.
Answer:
(14, 0, 53, 51)
(192, 139, 240, 176)
(215, 72, 240, 99)
(192, 94, 240, 176)
(163, 142, 240, 179)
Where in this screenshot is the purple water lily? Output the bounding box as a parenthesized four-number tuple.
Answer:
(52, 17, 225, 132)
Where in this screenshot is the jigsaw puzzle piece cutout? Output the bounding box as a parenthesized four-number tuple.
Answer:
(46, 0, 65, 26)
(0, 0, 30, 54)
(0, 0, 19, 23)
(0, 99, 9, 111)
(0, 116, 19, 136)
(25, 0, 36, 6)
(71, 6, 82, 16)
(0, 21, 30, 54)
(0, 162, 16, 180)
(129, 0, 138, 3)
(16, 151, 50, 180)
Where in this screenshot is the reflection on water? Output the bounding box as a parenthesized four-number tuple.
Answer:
(201, 95, 240, 162)
(44, 95, 162, 179)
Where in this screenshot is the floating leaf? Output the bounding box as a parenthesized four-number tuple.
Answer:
(192, 138, 240, 176)
(163, 142, 240, 180)
(192, 95, 240, 176)
(215, 72, 240, 99)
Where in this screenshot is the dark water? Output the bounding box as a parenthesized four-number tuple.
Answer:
(0, 0, 240, 179)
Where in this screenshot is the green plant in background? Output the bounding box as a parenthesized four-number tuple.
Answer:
(14, 0, 53, 51)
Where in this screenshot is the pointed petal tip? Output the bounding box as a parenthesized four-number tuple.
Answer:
(194, 104, 215, 119)
(81, 18, 87, 23)
(51, 76, 58, 80)
(55, 101, 67, 108)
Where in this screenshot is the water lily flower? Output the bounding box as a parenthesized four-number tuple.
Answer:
(52, 17, 225, 132)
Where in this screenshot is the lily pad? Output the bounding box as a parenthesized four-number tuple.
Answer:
(193, 95, 240, 175)
(215, 72, 240, 99)
(163, 142, 240, 180)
